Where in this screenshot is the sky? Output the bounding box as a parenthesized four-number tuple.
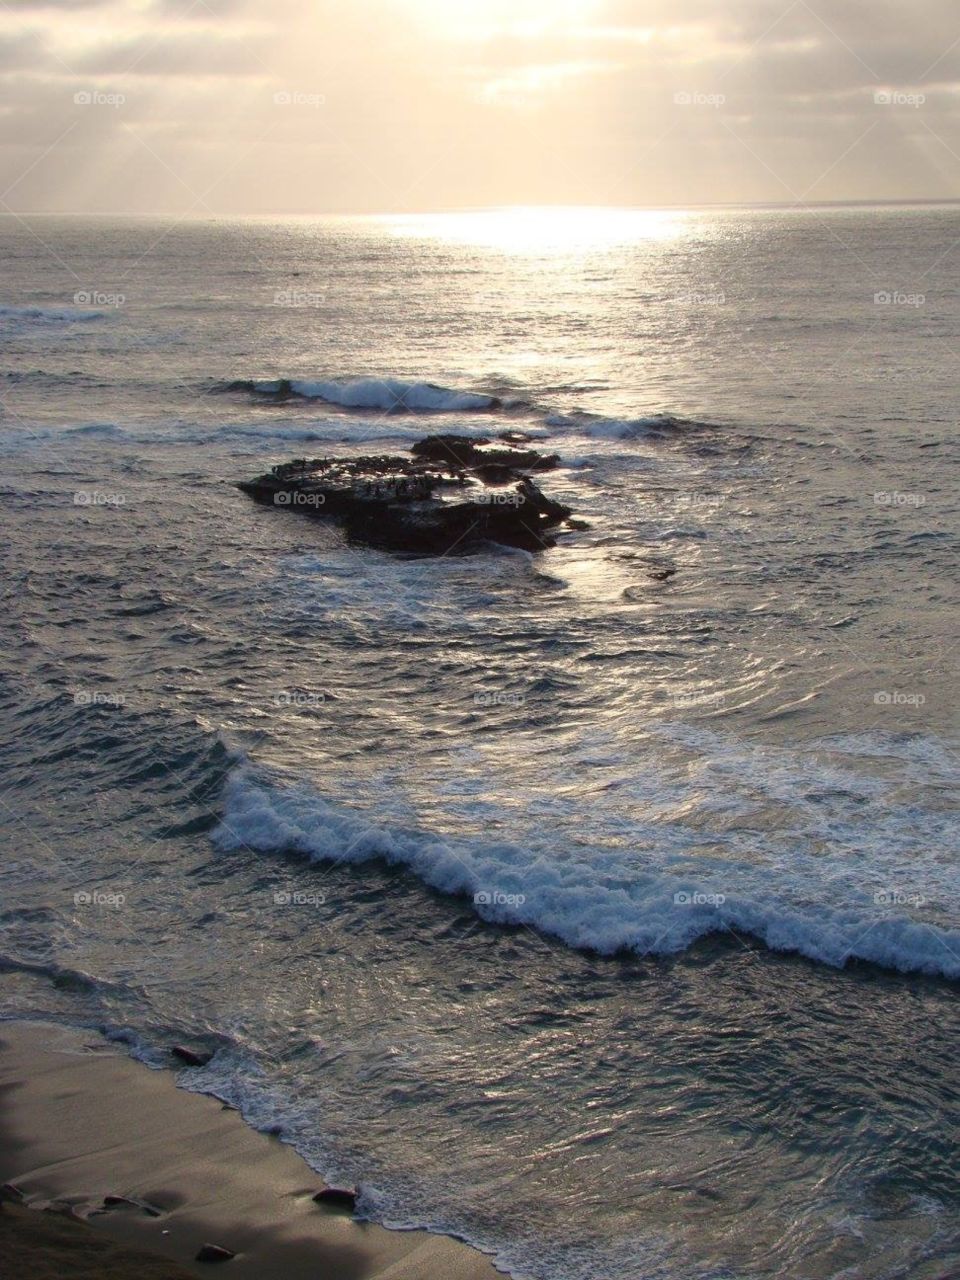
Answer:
(1, 0, 959, 213)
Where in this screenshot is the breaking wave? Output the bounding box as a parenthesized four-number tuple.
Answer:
(215, 375, 720, 444)
(216, 767, 960, 981)
(224, 377, 501, 413)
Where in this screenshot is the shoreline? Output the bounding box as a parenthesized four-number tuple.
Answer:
(0, 1019, 502, 1280)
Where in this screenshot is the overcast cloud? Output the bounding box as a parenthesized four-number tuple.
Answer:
(0, 0, 957, 212)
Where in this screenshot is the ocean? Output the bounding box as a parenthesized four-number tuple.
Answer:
(0, 205, 957, 1279)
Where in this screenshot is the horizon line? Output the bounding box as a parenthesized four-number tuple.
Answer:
(3, 197, 960, 219)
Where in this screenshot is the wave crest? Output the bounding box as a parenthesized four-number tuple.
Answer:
(215, 769, 960, 980)
(227, 377, 500, 413)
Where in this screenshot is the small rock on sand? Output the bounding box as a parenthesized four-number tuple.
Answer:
(313, 1186, 358, 1210)
(195, 1242, 236, 1262)
(102, 1194, 163, 1217)
(170, 1045, 212, 1068)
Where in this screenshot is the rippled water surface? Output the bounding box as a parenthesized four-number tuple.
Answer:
(0, 207, 958, 1280)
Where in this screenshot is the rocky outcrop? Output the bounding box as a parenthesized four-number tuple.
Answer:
(409, 432, 560, 472)
(237, 434, 578, 555)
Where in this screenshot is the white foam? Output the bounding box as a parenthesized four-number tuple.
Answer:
(544, 413, 676, 440)
(251, 377, 498, 413)
(584, 418, 668, 440)
(215, 767, 960, 980)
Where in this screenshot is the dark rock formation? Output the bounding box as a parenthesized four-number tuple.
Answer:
(237, 435, 576, 555)
(410, 433, 560, 472)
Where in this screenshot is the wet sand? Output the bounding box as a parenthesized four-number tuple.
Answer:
(0, 1020, 501, 1280)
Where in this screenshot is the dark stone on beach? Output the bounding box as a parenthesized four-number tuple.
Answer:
(196, 1243, 236, 1262)
(171, 1045, 212, 1067)
(102, 1194, 162, 1217)
(0, 1182, 25, 1204)
(237, 435, 577, 556)
(313, 1186, 358, 1211)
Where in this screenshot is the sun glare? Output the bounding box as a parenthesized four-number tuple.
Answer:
(382, 207, 691, 253)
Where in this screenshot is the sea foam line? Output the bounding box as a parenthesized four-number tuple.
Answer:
(215, 769, 960, 980)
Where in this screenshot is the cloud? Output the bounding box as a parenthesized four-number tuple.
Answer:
(0, 31, 50, 71)
(72, 31, 269, 77)
(0, 0, 959, 211)
(150, 0, 249, 16)
(0, 0, 109, 8)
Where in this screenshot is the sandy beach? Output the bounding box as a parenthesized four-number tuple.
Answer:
(0, 1020, 501, 1280)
